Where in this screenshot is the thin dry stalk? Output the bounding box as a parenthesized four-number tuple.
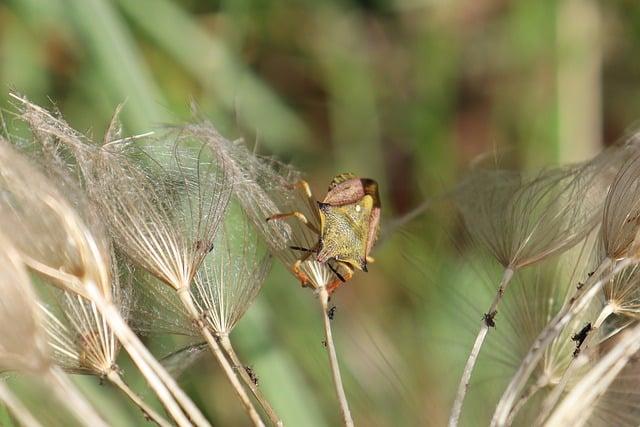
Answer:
(176, 288, 264, 427)
(38, 291, 172, 427)
(545, 322, 640, 427)
(534, 259, 640, 423)
(0, 139, 198, 427)
(449, 268, 514, 427)
(319, 287, 354, 427)
(0, 382, 43, 427)
(533, 302, 615, 424)
(199, 123, 357, 424)
(106, 370, 172, 427)
(0, 234, 107, 427)
(132, 216, 280, 427)
(491, 257, 630, 427)
(190, 217, 280, 425)
(84, 283, 202, 427)
(219, 336, 282, 427)
(45, 365, 110, 427)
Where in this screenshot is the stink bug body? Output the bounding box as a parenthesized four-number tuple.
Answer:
(267, 173, 381, 293)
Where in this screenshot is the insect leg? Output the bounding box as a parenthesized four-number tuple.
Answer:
(290, 245, 315, 253)
(290, 180, 321, 223)
(266, 211, 320, 234)
(327, 262, 346, 282)
(292, 259, 311, 287)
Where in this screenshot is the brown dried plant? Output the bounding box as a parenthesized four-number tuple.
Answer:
(546, 321, 640, 427)
(450, 150, 620, 426)
(10, 95, 268, 425)
(483, 235, 601, 425)
(492, 143, 640, 426)
(0, 131, 204, 427)
(579, 333, 640, 426)
(131, 209, 281, 425)
(36, 253, 172, 427)
(0, 232, 107, 427)
(190, 121, 356, 426)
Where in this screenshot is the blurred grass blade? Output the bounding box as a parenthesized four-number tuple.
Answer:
(64, 0, 169, 130)
(115, 0, 307, 149)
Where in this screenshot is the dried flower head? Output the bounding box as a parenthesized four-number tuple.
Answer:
(478, 239, 599, 416)
(601, 262, 640, 320)
(584, 331, 640, 427)
(603, 149, 640, 260)
(191, 208, 272, 336)
(37, 249, 129, 377)
(132, 209, 271, 341)
(455, 151, 620, 270)
(548, 321, 640, 427)
(187, 122, 338, 290)
(0, 138, 111, 299)
(12, 94, 232, 293)
(0, 233, 108, 427)
(9, 96, 212, 427)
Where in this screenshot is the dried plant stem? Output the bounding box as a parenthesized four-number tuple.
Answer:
(545, 321, 640, 427)
(318, 286, 354, 427)
(177, 289, 265, 427)
(106, 370, 173, 427)
(491, 257, 626, 427)
(0, 382, 43, 427)
(449, 267, 515, 427)
(219, 335, 283, 427)
(46, 365, 108, 427)
(533, 303, 615, 425)
(506, 380, 546, 425)
(84, 282, 204, 427)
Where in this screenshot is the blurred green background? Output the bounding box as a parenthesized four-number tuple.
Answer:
(0, 0, 638, 426)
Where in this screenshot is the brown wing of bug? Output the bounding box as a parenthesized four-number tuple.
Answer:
(317, 176, 380, 272)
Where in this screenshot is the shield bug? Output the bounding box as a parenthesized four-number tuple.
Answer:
(267, 173, 381, 293)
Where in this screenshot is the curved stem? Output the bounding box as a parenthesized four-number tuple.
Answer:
(46, 365, 108, 427)
(0, 382, 43, 427)
(506, 379, 546, 425)
(491, 257, 625, 427)
(546, 321, 640, 426)
(106, 370, 173, 427)
(177, 289, 265, 427)
(534, 303, 615, 425)
(318, 286, 354, 427)
(219, 335, 283, 426)
(449, 267, 515, 426)
(84, 282, 196, 427)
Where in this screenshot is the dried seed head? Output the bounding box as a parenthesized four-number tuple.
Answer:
(584, 331, 640, 427)
(489, 240, 600, 389)
(12, 95, 233, 292)
(191, 207, 272, 336)
(551, 323, 640, 426)
(0, 233, 51, 374)
(456, 151, 618, 270)
(602, 263, 640, 320)
(603, 148, 640, 260)
(89, 136, 232, 291)
(38, 248, 130, 377)
(132, 208, 271, 337)
(0, 138, 111, 300)
(189, 122, 338, 289)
